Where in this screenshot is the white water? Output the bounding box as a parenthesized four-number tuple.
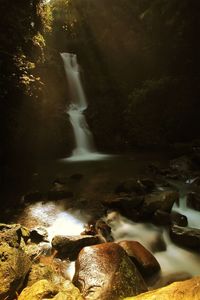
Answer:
(16, 195, 200, 282)
(61, 53, 108, 161)
(107, 208, 200, 282)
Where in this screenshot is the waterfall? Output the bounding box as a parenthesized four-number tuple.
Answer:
(61, 52, 98, 161)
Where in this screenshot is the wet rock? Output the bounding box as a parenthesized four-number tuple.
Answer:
(95, 219, 114, 242)
(187, 192, 200, 211)
(18, 279, 83, 300)
(47, 190, 73, 200)
(188, 176, 200, 187)
(115, 178, 145, 194)
(102, 195, 144, 220)
(170, 211, 188, 227)
(153, 210, 188, 227)
(118, 241, 160, 277)
(141, 191, 179, 219)
(137, 179, 156, 193)
(170, 155, 194, 174)
(73, 242, 147, 300)
(23, 191, 44, 203)
(30, 227, 49, 243)
(0, 242, 31, 299)
(52, 235, 100, 260)
(170, 224, 200, 250)
(123, 276, 200, 300)
(153, 210, 171, 226)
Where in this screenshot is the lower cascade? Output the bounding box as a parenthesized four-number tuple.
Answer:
(61, 52, 105, 161)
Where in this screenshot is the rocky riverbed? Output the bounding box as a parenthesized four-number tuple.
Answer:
(1, 150, 200, 299)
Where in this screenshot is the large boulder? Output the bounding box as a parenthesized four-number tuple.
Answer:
(18, 279, 83, 300)
(170, 224, 200, 250)
(52, 235, 100, 260)
(153, 210, 188, 227)
(123, 276, 200, 300)
(102, 195, 144, 219)
(73, 242, 147, 300)
(141, 191, 179, 219)
(118, 241, 160, 277)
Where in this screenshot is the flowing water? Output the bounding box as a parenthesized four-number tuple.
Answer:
(61, 53, 107, 161)
(1, 153, 200, 283)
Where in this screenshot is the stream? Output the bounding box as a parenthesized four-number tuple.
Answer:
(1, 152, 200, 286)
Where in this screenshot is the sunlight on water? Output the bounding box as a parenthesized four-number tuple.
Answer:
(17, 201, 87, 241)
(47, 211, 85, 241)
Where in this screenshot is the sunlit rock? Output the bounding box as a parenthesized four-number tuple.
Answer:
(24, 242, 51, 261)
(123, 276, 200, 300)
(27, 263, 58, 287)
(118, 241, 160, 278)
(73, 242, 147, 300)
(18, 279, 83, 300)
(0, 223, 30, 246)
(0, 242, 31, 299)
(52, 234, 100, 260)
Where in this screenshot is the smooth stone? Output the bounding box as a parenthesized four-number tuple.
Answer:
(118, 241, 160, 277)
(170, 224, 200, 250)
(73, 242, 147, 300)
(52, 235, 100, 260)
(141, 191, 179, 218)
